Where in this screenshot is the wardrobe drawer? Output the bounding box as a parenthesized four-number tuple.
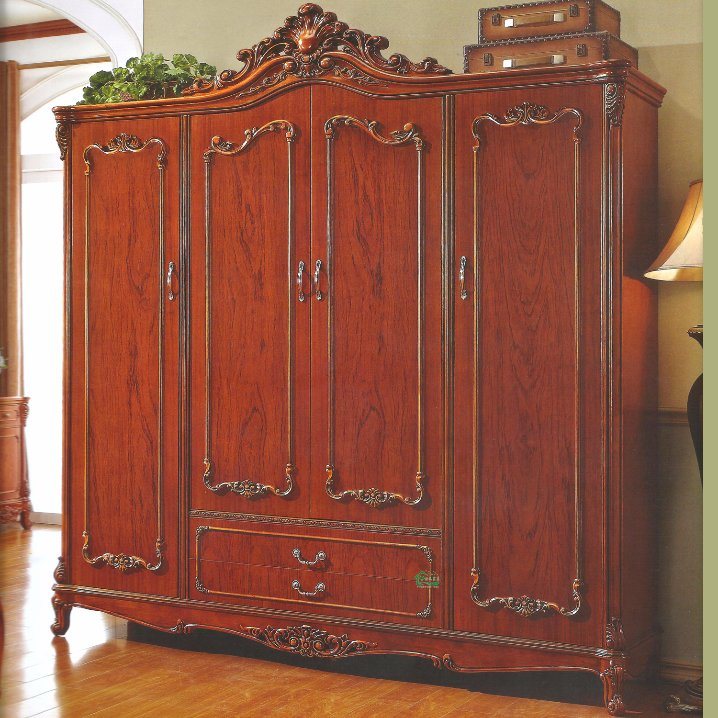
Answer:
(478, 0, 620, 43)
(190, 524, 440, 621)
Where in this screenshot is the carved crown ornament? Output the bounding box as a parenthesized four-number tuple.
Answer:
(184, 3, 451, 96)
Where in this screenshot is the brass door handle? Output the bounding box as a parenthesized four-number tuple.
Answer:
(313, 259, 323, 301)
(291, 579, 325, 598)
(297, 260, 306, 302)
(292, 548, 327, 567)
(166, 261, 177, 301)
(459, 256, 468, 300)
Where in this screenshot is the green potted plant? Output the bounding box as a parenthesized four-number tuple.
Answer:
(79, 53, 216, 104)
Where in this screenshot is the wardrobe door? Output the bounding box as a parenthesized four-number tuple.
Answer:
(310, 87, 445, 530)
(453, 87, 605, 644)
(189, 89, 311, 517)
(68, 118, 181, 596)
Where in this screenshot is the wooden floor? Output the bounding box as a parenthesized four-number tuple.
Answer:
(0, 524, 690, 717)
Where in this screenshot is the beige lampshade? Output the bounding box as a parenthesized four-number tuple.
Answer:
(645, 179, 703, 281)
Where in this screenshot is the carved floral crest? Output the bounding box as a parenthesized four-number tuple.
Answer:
(185, 3, 451, 95)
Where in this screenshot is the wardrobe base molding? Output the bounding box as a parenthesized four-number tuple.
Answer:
(51, 586, 629, 707)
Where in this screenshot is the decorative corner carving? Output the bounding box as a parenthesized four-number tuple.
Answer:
(605, 617, 626, 651)
(241, 623, 377, 658)
(82, 531, 164, 572)
(184, 3, 451, 96)
(53, 556, 66, 583)
(324, 115, 424, 150)
(470, 569, 583, 618)
(600, 660, 626, 716)
(416, 603, 433, 619)
(604, 83, 625, 127)
(83, 133, 167, 175)
(325, 465, 425, 507)
(55, 122, 69, 161)
(202, 457, 295, 498)
(206, 120, 296, 162)
(169, 619, 195, 634)
(195, 576, 209, 593)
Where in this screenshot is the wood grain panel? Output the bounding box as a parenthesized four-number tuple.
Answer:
(310, 88, 444, 529)
(68, 118, 180, 596)
(189, 89, 311, 517)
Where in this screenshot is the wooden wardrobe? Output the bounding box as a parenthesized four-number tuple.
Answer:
(52, 5, 665, 714)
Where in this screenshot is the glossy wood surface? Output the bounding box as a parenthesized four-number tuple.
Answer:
(189, 90, 312, 517)
(310, 87, 444, 529)
(3, 525, 679, 717)
(453, 84, 607, 647)
(68, 118, 181, 596)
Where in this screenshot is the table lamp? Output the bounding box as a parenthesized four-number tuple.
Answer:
(644, 179, 703, 714)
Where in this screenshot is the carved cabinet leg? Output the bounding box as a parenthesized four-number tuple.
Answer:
(20, 508, 32, 530)
(600, 660, 626, 716)
(51, 594, 72, 636)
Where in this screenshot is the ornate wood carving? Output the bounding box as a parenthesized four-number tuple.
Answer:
(240, 623, 377, 658)
(323, 115, 427, 510)
(202, 120, 297, 501)
(81, 133, 168, 573)
(604, 82, 625, 126)
(605, 617, 626, 651)
(470, 102, 584, 620)
(600, 660, 626, 716)
(51, 593, 72, 636)
(185, 3, 450, 96)
(55, 121, 69, 161)
(53, 556, 66, 583)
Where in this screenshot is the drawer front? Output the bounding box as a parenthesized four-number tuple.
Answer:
(190, 523, 440, 623)
(465, 33, 636, 73)
(479, 1, 620, 43)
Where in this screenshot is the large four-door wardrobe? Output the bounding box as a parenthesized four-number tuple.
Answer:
(52, 5, 665, 714)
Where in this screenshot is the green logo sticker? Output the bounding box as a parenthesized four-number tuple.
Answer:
(415, 570, 440, 588)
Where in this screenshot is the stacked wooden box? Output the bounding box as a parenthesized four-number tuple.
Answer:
(464, 0, 637, 73)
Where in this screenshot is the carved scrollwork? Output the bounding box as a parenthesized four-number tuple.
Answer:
(325, 466, 425, 507)
(206, 120, 296, 163)
(241, 623, 377, 658)
(184, 3, 450, 96)
(324, 115, 424, 150)
(82, 531, 164, 572)
(51, 593, 72, 636)
(605, 82, 625, 127)
(53, 556, 66, 583)
(55, 122, 69, 161)
(605, 617, 626, 651)
(202, 458, 295, 498)
(600, 660, 626, 716)
(470, 569, 583, 618)
(83, 133, 167, 174)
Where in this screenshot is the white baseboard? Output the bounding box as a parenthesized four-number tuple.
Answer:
(660, 659, 702, 684)
(30, 512, 62, 526)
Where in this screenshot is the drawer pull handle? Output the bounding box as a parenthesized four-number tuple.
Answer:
(459, 256, 468, 300)
(292, 548, 327, 567)
(504, 10, 566, 28)
(297, 260, 306, 302)
(291, 579, 325, 598)
(502, 54, 566, 69)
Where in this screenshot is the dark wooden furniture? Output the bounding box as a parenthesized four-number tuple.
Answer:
(0, 396, 31, 528)
(52, 5, 664, 714)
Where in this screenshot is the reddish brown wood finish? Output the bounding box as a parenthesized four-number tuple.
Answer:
(0, 19, 82, 43)
(0, 397, 31, 528)
(53, 6, 665, 715)
(67, 118, 181, 597)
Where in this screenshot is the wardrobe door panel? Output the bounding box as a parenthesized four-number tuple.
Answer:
(310, 88, 445, 530)
(453, 87, 605, 644)
(189, 89, 311, 517)
(68, 118, 180, 596)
